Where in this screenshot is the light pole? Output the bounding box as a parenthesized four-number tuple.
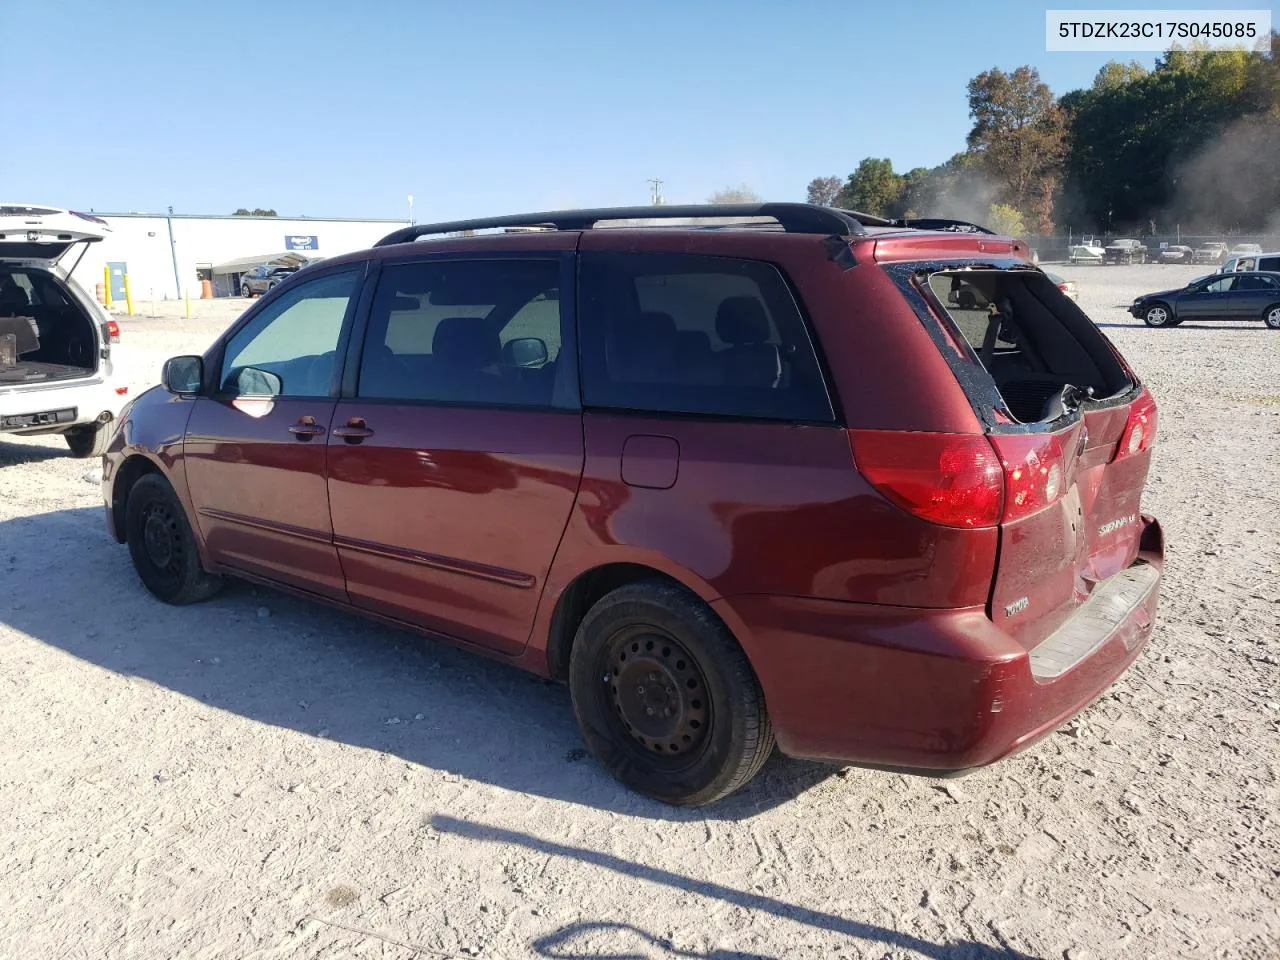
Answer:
(408, 194, 415, 224)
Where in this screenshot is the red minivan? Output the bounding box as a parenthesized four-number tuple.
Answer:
(103, 204, 1163, 805)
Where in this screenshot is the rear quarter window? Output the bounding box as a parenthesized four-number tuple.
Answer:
(578, 252, 834, 422)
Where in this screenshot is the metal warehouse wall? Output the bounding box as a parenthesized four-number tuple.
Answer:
(70, 213, 408, 302)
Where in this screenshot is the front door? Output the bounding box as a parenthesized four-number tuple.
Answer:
(1179, 275, 1236, 320)
(326, 251, 583, 656)
(184, 267, 364, 598)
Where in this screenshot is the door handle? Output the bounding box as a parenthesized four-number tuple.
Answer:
(288, 416, 326, 440)
(332, 417, 374, 443)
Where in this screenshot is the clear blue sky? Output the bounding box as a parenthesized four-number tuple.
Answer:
(3, 0, 1250, 222)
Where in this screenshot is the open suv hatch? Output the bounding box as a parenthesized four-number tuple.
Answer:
(103, 203, 1163, 805)
(0, 204, 128, 456)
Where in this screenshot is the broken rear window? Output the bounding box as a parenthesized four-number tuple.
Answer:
(924, 270, 1131, 424)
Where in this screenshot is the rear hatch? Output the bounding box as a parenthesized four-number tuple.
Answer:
(0, 206, 110, 272)
(860, 252, 1157, 651)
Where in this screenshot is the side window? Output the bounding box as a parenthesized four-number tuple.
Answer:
(1237, 274, 1277, 291)
(1204, 276, 1236, 293)
(1260, 257, 1280, 272)
(578, 252, 834, 422)
(219, 269, 358, 397)
(357, 258, 568, 408)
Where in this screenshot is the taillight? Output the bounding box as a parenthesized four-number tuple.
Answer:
(105, 320, 121, 343)
(850, 430, 1004, 528)
(987, 432, 1068, 523)
(1116, 389, 1158, 459)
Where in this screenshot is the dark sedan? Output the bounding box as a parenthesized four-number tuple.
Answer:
(1131, 271, 1280, 328)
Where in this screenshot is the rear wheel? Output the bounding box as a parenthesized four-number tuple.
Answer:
(1264, 304, 1280, 329)
(64, 421, 113, 458)
(568, 581, 774, 806)
(1144, 303, 1172, 327)
(125, 474, 223, 604)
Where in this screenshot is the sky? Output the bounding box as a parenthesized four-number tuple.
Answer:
(3, 0, 1256, 223)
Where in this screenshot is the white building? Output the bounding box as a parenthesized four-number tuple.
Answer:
(73, 211, 409, 301)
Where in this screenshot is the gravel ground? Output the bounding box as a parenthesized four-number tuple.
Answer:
(1, 266, 1277, 959)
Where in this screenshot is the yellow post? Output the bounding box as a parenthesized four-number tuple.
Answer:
(123, 274, 134, 317)
(103, 265, 112, 308)
(184, 288, 191, 319)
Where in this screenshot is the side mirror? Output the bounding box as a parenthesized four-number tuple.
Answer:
(162, 355, 203, 394)
(502, 337, 549, 368)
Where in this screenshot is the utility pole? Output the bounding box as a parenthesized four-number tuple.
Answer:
(166, 205, 182, 302)
(648, 179, 664, 206)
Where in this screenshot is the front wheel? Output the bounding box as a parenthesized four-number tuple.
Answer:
(1144, 303, 1172, 327)
(568, 581, 774, 806)
(125, 474, 224, 604)
(64, 420, 113, 458)
(241, 284, 252, 298)
(1264, 304, 1280, 329)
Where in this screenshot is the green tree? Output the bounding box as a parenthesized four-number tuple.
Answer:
(986, 202, 1026, 237)
(966, 66, 1065, 229)
(836, 158, 904, 217)
(805, 176, 843, 207)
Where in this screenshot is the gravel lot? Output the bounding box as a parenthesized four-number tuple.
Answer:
(1, 265, 1277, 959)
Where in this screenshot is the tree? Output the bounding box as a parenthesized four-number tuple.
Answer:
(966, 66, 1065, 220)
(707, 185, 761, 204)
(986, 202, 1026, 237)
(805, 176, 843, 207)
(835, 158, 904, 216)
(232, 208, 278, 216)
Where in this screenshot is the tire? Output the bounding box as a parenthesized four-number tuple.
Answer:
(242, 284, 252, 298)
(1144, 303, 1172, 327)
(125, 474, 223, 604)
(1264, 304, 1280, 329)
(568, 580, 774, 806)
(64, 420, 113, 458)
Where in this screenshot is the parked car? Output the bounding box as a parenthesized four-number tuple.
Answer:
(1068, 236, 1105, 264)
(1228, 243, 1263, 257)
(1158, 245, 1194, 264)
(104, 202, 1164, 805)
(1218, 250, 1280, 274)
(1042, 270, 1078, 301)
(1131, 270, 1280, 328)
(1193, 242, 1228, 264)
(0, 203, 129, 457)
(241, 264, 299, 297)
(1104, 239, 1148, 264)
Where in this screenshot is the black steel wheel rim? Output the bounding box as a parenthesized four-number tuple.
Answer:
(140, 499, 183, 580)
(600, 625, 711, 763)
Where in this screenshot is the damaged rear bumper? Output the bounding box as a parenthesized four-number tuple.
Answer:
(715, 516, 1164, 772)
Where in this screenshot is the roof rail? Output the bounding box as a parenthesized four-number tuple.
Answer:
(374, 203, 869, 246)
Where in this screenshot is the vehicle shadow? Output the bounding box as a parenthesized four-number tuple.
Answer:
(436, 816, 1040, 959)
(1095, 321, 1247, 330)
(0, 507, 836, 820)
(0, 437, 69, 466)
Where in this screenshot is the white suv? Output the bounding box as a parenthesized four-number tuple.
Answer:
(0, 204, 129, 457)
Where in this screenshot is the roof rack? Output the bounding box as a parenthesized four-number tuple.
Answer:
(374, 203, 872, 246)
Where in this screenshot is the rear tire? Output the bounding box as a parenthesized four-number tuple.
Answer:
(1264, 304, 1280, 329)
(64, 421, 113, 458)
(125, 474, 223, 605)
(1144, 303, 1172, 327)
(568, 581, 774, 806)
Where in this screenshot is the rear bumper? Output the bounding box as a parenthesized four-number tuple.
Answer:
(0, 374, 127, 433)
(716, 516, 1164, 772)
